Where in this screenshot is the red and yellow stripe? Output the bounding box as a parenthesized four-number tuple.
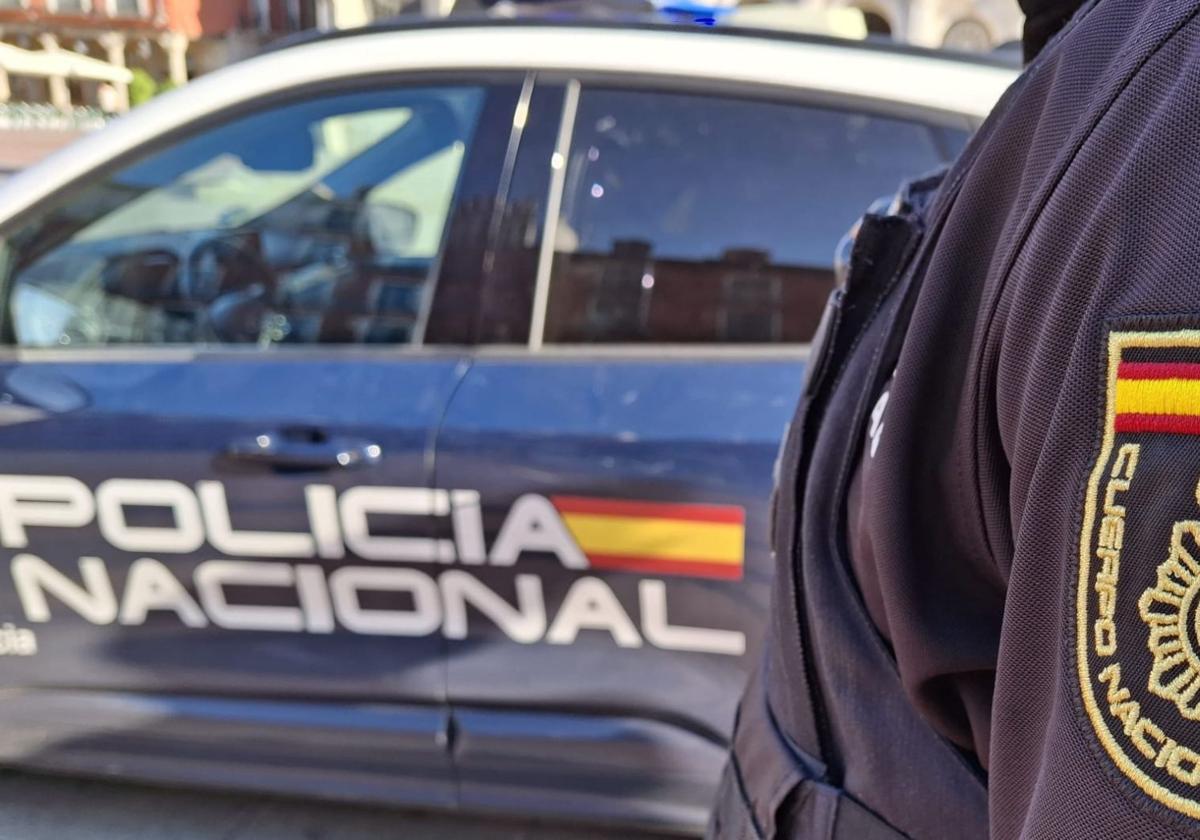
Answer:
(551, 496, 745, 580)
(1115, 361, 1200, 434)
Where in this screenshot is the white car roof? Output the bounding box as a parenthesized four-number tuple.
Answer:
(0, 22, 1018, 223)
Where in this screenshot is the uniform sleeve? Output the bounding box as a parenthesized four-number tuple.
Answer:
(984, 15, 1200, 838)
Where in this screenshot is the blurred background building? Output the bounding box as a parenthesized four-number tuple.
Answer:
(0, 0, 371, 168)
(802, 0, 1020, 50)
(0, 0, 364, 116)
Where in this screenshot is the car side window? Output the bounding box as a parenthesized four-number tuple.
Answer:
(3, 85, 487, 347)
(542, 88, 960, 345)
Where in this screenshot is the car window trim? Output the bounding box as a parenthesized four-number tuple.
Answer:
(458, 71, 537, 347)
(528, 78, 580, 351)
(521, 74, 969, 353)
(475, 342, 814, 360)
(528, 69, 978, 133)
(414, 74, 533, 346)
(0, 344, 474, 363)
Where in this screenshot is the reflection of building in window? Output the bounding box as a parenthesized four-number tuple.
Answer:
(583, 239, 653, 342)
(546, 241, 834, 345)
(473, 198, 540, 344)
(424, 194, 495, 344)
(719, 250, 781, 344)
(544, 87, 960, 346)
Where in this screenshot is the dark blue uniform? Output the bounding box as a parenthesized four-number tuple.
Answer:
(711, 1, 1200, 836)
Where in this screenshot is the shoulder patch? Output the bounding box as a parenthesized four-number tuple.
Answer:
(1078, 328, 1200, 816)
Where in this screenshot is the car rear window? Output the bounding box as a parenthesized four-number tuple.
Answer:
(541, 87, 963, 345)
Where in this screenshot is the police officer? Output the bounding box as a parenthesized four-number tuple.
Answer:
(709, 0, 1200, 837)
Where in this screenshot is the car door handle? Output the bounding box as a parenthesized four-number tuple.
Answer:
(224, 428, 382, 471)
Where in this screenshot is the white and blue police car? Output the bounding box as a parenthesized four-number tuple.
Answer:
(0, 16, 1015, 834)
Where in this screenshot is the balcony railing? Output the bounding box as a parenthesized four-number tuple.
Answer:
(0, 102, 109, 131)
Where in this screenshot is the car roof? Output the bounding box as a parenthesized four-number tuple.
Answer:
(261, 17, 1020, 119)
(0, 21, 1018, 224)
(279, 15, 1018, 73)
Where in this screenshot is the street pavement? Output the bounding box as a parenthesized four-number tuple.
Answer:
(0, 771, 680, 839)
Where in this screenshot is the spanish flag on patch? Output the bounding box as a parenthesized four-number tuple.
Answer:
(551, 496, 745, 580)
(1115, 360, 1200, 434)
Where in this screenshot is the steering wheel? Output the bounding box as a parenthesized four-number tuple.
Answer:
(185, 235, 276, 343)
(185, 235, 274, 303)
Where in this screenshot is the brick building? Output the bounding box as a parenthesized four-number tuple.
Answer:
(0, 0, 369, 116)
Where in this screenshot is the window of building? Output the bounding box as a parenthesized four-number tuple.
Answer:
(47, 0, 90, 13)
(943, 19, 994, 52)
(107, 0, 148, 17)
(861, 11, 893, 37)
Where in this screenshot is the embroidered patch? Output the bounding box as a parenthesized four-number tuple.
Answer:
(1078, 329, 1200, 816)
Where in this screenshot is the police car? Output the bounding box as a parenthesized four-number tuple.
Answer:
(0, 19, 1014, 834)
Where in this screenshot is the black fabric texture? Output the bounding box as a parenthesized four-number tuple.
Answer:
(723, 0, 1200, 837)
(845, 0, 1200, 836)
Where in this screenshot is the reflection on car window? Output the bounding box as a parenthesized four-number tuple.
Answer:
(5, 86, 484, 347)
(543, 88, 955, 345)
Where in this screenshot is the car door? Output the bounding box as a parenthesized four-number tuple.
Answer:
(0, 76, 522, 804)
(432, 80, 970, 831)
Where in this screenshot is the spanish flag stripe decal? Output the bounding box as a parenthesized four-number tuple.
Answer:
(558, 514, 743, 563)
(1118, 361, 1200, 380)
(1115, 379, 1200, 417)
(1114, 413, 1200, 435)
(551, 496, 745, 580)
(1115, 360, 1200, 434)
(586, 554, 745, 580)
(551, 495, 745, 524)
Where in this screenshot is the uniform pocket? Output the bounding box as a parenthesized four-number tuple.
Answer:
(774, 782, 912, 839)
(708, 662, 910, 840)
(707, 743, 838, 840)
(711, 755, 910, 840)
(707, 758, 768, 840)
(708, 662, 832, 840)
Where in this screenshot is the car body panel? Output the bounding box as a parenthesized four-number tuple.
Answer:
(0, 685, 721, 833)
(0, 350, 469, 796)
(452, 705, 728, 833)
(0, 688, 458, 809)
(435, 351, 804, 733)
(0, 349, 466, 691)
(426, 345, 802, 833)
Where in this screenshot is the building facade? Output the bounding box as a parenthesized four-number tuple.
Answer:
(803, 0, 1022, 51)
(0, 0, 371, 117)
